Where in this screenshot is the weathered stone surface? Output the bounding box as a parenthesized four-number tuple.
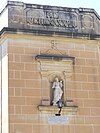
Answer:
(0, 1, 100, 34)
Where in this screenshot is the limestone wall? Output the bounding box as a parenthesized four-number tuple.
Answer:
(6, 32, 100, 133)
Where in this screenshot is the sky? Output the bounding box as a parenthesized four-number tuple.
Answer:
(0, 0, 100, 15)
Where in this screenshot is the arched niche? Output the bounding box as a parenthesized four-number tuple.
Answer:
(48, 73, 64, 105)
(35, 54, 75, 105)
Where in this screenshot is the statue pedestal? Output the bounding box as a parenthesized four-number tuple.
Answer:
(38, 105, 78, 115)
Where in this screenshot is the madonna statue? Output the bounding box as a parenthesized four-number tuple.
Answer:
(52, 77, 63, 105)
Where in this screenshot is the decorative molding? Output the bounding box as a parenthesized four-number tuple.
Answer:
(1, 1, 99, 34)
(35, 53, 75, 108)
(35, 54, 75, 62)
(38, 105, 78, 115)
(35, 54, 75, 79)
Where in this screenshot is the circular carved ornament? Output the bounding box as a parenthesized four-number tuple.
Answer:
(9, 7, 23, 24)
(82, 15, 93, 29)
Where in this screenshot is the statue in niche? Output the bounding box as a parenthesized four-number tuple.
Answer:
(52, 77, 63, 105)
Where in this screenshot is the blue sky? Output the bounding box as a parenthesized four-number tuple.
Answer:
(0, 0, 100, 15)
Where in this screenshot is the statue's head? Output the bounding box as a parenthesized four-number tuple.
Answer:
(55, 77, 59, 82)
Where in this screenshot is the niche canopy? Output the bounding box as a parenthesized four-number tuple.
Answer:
(35, 53, 75, 79)
(35, 54, 75, 62)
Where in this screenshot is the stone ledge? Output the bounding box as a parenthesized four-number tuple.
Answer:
(35, 54, 75, 61)
(0, 27, 100, 40)
(38, 105, 78, 115)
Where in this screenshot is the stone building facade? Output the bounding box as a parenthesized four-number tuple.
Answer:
(0, 1, 100, 133)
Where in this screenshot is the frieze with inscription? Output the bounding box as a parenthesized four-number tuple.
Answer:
(4, 1, 100, 34)
(26, 17, 77, 28)
(26, 10, 78, 29)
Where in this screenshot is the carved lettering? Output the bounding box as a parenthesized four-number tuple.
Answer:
(26, 17, 77, 28)
(46, 11, 59, 19)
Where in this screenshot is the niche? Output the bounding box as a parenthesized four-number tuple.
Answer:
(35, 54, 75, 105)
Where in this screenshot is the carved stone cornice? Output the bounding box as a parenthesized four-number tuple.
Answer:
(1, 1, 100, 35)
(35, 54, 75, 62)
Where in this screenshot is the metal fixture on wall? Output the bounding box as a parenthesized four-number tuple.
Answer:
(55, 99, 64, 116)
